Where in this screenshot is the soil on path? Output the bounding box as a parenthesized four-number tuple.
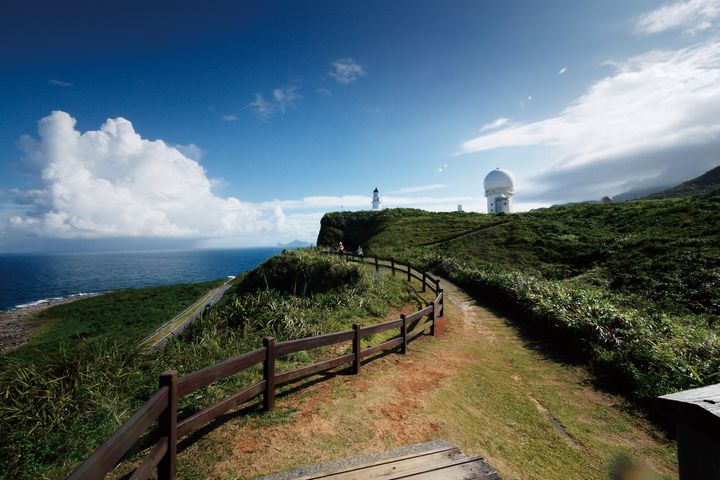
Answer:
(175, 278, 678, 480)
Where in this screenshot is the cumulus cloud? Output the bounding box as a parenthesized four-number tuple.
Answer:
(329, 58, 367, 84)
(8, 111, 298, 240)
(635, 0, 720, 35)
(461, 41, 720, 201)
(174, 143, 203, 161)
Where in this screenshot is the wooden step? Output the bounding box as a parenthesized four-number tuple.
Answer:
(253, 441, 501, 480)
(297, 446, 463, 479)
(386, 456, 501, 480)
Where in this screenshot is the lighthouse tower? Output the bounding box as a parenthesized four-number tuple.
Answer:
(372, 187, 381, 210)
(484, 168, 515, 214)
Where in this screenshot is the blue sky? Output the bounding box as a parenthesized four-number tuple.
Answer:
(1, 0, 719, 250)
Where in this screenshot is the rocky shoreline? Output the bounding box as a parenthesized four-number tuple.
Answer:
(0, 294, 100, 356)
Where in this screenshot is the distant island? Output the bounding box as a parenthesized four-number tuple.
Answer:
(276, 239, 314, 248)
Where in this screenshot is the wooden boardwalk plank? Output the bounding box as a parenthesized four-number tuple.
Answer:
(253, 441, 501, 480)
(388, 456, 500, 479)
(299, 447, 463, 479)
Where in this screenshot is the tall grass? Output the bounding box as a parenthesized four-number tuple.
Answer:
(381, 249, 720, 400)
(317, 194, 720, 401)
(0, 251, 410, 479)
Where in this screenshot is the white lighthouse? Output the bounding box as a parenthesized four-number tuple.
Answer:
(372, 187, 381, 210)
(484, 168, 515, 214)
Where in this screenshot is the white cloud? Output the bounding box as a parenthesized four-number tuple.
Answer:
(248, 93, 274, 122)
(317, 88, 332, 96)
(480, 118, 510, 132)
(329, 58, 367, 84)
(392, 184, 447, 194)
(635, 0, 720, 35)
(8, 112, 296, 240)
(260, 193, 475, 211)
(222, 114, 238, 121)
(49, 79, 72, 87)
(460, 41, 720, 200)
(175, 143, 203, 161)
(558, 66, 568, 75)
(272, 85, 301, 113)
(247, 85, 301, 122)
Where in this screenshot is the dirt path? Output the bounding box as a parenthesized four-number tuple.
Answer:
(176, 278, 678, 480)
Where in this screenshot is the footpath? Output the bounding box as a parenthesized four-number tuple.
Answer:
(152, 276, 678, 480)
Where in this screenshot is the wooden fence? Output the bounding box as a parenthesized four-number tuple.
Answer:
(68, 254, 444, 480)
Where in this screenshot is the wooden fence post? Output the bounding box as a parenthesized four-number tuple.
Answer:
(439, 289, 444, 318)
(158, 371, 178, 480)
(435, 279, 440, 294)
(400, 314, 407, 354)
(391, 258, 395, 275)
(422, 272, 427, 292)
(407, 265, 411, 282)
(263, 337, 276, 411)
(375, 256, 379, 272)
(429, 301, 436, 337)
(352, 324, 361, 374)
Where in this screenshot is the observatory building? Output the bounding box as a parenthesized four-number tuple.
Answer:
(372, 187, 381, 210)
(484, 168, 515, 214)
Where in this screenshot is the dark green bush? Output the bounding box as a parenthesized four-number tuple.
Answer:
(237, 250, 361, 297)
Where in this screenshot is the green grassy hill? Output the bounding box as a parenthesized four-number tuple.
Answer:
(651, 165, 720, 198)
(0, 251, 411, 479)
(317, 193, 720, 400)
(5, 281, 222, 363)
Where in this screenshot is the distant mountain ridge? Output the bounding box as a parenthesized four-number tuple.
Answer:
(611, 184, 673, 202)
(649, 165, 720, 198)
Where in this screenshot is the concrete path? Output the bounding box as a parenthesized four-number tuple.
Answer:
(139, 281, 233, 351)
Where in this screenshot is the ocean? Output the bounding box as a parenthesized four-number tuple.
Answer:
(0, 247, 284, 311)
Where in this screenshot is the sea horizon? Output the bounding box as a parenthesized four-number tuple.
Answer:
(0, 246, 287, 311)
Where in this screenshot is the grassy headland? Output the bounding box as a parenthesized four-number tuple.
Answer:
(5, 281, 222, 362)
(317, 192, 720, 401)
(0, 251, 411, 479)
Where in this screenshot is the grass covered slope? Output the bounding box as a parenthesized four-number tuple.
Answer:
(652, 165, 720, 198)
(6, 281, 221, 362)
(317, 193, 720, 400)
(0, 251, 412, 479)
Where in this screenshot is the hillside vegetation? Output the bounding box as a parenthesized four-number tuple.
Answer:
(5, 281, 222, 362)
(0, 251, 412, 479)
(652, 165, 720, 198)
(317, 192, 720, 401)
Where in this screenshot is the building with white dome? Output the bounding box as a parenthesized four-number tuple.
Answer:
(484, 168, 515, 214)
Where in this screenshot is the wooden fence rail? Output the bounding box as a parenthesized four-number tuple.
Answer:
(68, 254, 443, 480)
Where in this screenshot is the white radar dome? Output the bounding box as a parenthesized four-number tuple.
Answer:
(484, 168, 515, 193)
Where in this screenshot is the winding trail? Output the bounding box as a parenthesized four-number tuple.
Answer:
(165, 276, 678, 480)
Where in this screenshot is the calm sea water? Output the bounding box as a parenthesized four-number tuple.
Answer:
(0, 248, 284, 311)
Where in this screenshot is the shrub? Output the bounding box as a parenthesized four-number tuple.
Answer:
(237, 250, 361, 297)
